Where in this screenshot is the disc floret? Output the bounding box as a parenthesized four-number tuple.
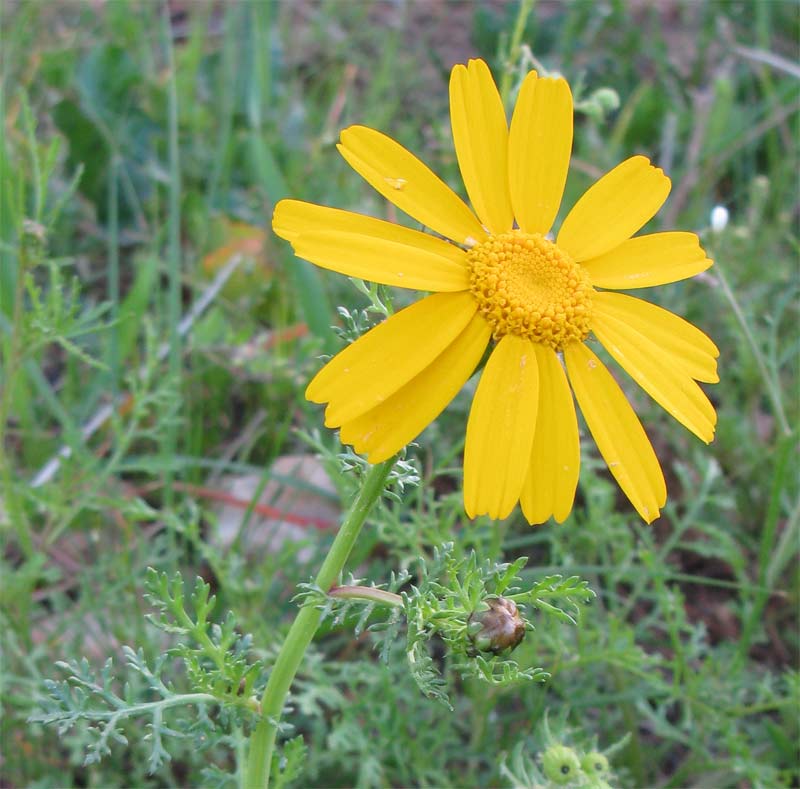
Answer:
(467, 231, 593, 349)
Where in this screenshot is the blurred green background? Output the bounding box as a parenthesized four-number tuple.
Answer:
(1, 1, 798, 786)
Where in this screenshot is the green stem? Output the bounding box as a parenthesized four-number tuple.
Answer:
(0, 222, 41, 558)
(162, 2, 182, 511)
(612, 665, 646, 786)
(735, 433, 793, 666)
(244, 458, 395, 789)
(499, 0, 535, 108)
(713, 254, 792, 437)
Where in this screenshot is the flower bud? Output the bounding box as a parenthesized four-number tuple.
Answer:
(577, 87, 620, 122)
(467, 597, 526, 655)
(542, 744, 582, 785)
(581, 751, 610, 777)
(593, 87, 620, 113)
(710, 205, 729, 233)
(21, 219, 47, 266)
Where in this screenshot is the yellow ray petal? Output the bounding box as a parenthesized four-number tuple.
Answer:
(289, 231, 469, 292)
(581, 232, 712, 289)
(464, 335, 540, 520)
(274, 199, 463, 253)
(592, 310, 717, 443)
(339, 313, 491, 462)
(307, 291, 477, 425)
(520, 345, 580, 525)
(449, 59, 514, 235)
(337, 125, 487, 246)
(557, 156, 671, 261)
(594, 291, 719, 383)
(508, 72, 573, 235)
(564, 342, 666, 523)
(273, 200, 469, 292)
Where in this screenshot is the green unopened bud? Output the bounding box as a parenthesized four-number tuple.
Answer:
(21, 219, 47, 267)
(581, 751, 609, 777)
(467, 597, 526, 656)
(576, 87, 620, 122)
(592, 87, 620, 113)
(542, 744, 582, 785)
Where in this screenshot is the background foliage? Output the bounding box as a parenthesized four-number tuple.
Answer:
(1, 1, 798, 787)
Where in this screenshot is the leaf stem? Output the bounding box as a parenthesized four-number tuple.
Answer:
(243, 457, 395, 788)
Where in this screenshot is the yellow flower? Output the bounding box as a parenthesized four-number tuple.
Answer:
(273, 59, 718, 525)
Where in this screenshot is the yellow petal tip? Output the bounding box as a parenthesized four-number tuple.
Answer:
(323, 412, 340, 430)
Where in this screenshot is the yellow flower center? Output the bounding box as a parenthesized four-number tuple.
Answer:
(467, 231, 593, 350)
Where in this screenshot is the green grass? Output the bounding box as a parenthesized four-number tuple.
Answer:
(1, 1, 798, 787)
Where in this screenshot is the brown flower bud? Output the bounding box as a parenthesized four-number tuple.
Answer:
(467, 597, 526, 656)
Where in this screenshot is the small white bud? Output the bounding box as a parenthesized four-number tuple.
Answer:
(710, 205, 729, 233)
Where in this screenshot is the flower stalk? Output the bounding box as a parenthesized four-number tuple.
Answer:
(244, 457, 396, 788)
